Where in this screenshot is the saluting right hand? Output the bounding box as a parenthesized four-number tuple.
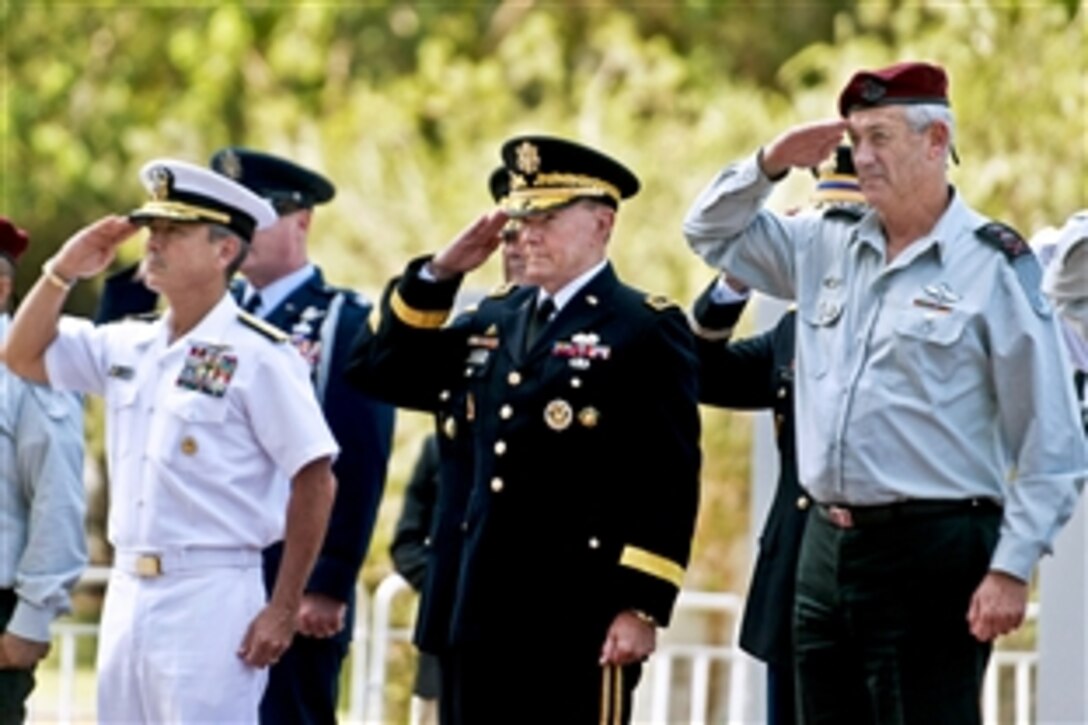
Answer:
(50, 215, 139, 282)
(427, 210, 510, 280)
(760, 120, 847, 179)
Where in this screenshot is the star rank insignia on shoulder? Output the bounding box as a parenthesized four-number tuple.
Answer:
(487, 282, 518, 298)
(644, 294, 679, 312)
(238, 311, 289, 342)
(975, 221, 1050, 318)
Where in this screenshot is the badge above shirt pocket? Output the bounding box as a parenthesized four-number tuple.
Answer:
(892, 307, 973, 383)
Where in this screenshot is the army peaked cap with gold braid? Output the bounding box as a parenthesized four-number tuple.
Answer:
(497, 135, 640, 218)
(129, 159, 276, 243)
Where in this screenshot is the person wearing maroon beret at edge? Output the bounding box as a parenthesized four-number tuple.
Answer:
(683, 60, 1088, 724)
(0, 218, 86, 725)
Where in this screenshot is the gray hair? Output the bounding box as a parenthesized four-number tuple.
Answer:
(209, 223, 249, 279)
(902, 104, 957, 161)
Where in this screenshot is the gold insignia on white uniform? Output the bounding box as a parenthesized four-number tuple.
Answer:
(544, 399, 573, 431)
(180, 436, 198, 455)
(148, 165, 172, 200)
(578, 407, 600, 428)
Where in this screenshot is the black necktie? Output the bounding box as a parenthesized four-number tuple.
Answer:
(243, 292, 262, 315)
(525, 298, 556, 351)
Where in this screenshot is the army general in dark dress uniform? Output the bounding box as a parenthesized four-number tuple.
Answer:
(347, 136, 701, 724)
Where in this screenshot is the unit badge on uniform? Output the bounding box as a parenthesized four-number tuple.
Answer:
(913, 281, 960, 313)
(107, 364, 135, 380)
(177, 342, 237, 398)
(466, 331, 500, 367)
(577, 406, 600, 428)
(290, 306, 326, 369)
(544, 399, 573, 431)
(553, 332, 610, 370)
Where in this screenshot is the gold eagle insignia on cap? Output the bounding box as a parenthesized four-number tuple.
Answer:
(148, 166, 172, 201)
(217, 148, 243, 180)
(515, 141, 541, 175)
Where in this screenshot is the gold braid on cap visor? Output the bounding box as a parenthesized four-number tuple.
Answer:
(132, 200, 232, 225)
(505, 172, 622, 211)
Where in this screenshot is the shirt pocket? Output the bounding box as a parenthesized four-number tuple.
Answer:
(106, 381, 142, 459)
(800, 290, 844, 379)
(892, 308, 971, 383)
(160, 393, 230, 472)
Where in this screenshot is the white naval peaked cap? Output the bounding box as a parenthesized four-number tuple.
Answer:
(1052, 210, 1088, 264)
(129, 158, 277, 242)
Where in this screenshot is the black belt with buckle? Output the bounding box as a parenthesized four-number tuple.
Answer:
(818, 497, 1001, 529)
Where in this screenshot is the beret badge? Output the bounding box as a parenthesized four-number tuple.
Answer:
(860, 78, 886, 103)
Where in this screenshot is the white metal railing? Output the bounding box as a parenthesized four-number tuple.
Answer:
(29, 569, 1040, 723)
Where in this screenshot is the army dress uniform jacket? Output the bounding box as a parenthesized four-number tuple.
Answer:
(691, 284, 801, 666)
(405, 396, 476, 656)
(347, 258, 701, 650)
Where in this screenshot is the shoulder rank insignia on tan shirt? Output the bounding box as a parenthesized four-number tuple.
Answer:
(238, 311, 289, 342)
(644, 294, 678, 312)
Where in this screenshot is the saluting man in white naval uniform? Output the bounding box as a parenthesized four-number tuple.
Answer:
(4, 159, 339, 723)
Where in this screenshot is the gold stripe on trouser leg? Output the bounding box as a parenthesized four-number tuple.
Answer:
(612, 665, 623, 725)
(599, 664, 624, 725)
(599, 665, 611, 725)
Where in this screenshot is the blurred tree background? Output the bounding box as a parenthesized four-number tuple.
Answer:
(1, 0, 1085, 713)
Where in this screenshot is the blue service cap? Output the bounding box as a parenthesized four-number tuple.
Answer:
(210, 147, 336, 214)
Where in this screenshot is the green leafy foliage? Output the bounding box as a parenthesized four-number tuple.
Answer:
(1, 6, 1083, 714)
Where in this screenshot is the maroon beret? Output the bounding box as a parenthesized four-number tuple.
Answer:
(838, 61, 949, 117)
(0, 217, 29, 264)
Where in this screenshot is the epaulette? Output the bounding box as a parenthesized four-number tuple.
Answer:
(238, 311, 289, 342)
(644, 294, 679, 312)
(975, 222, 1051, 318)
(488, 282, 518, 299)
